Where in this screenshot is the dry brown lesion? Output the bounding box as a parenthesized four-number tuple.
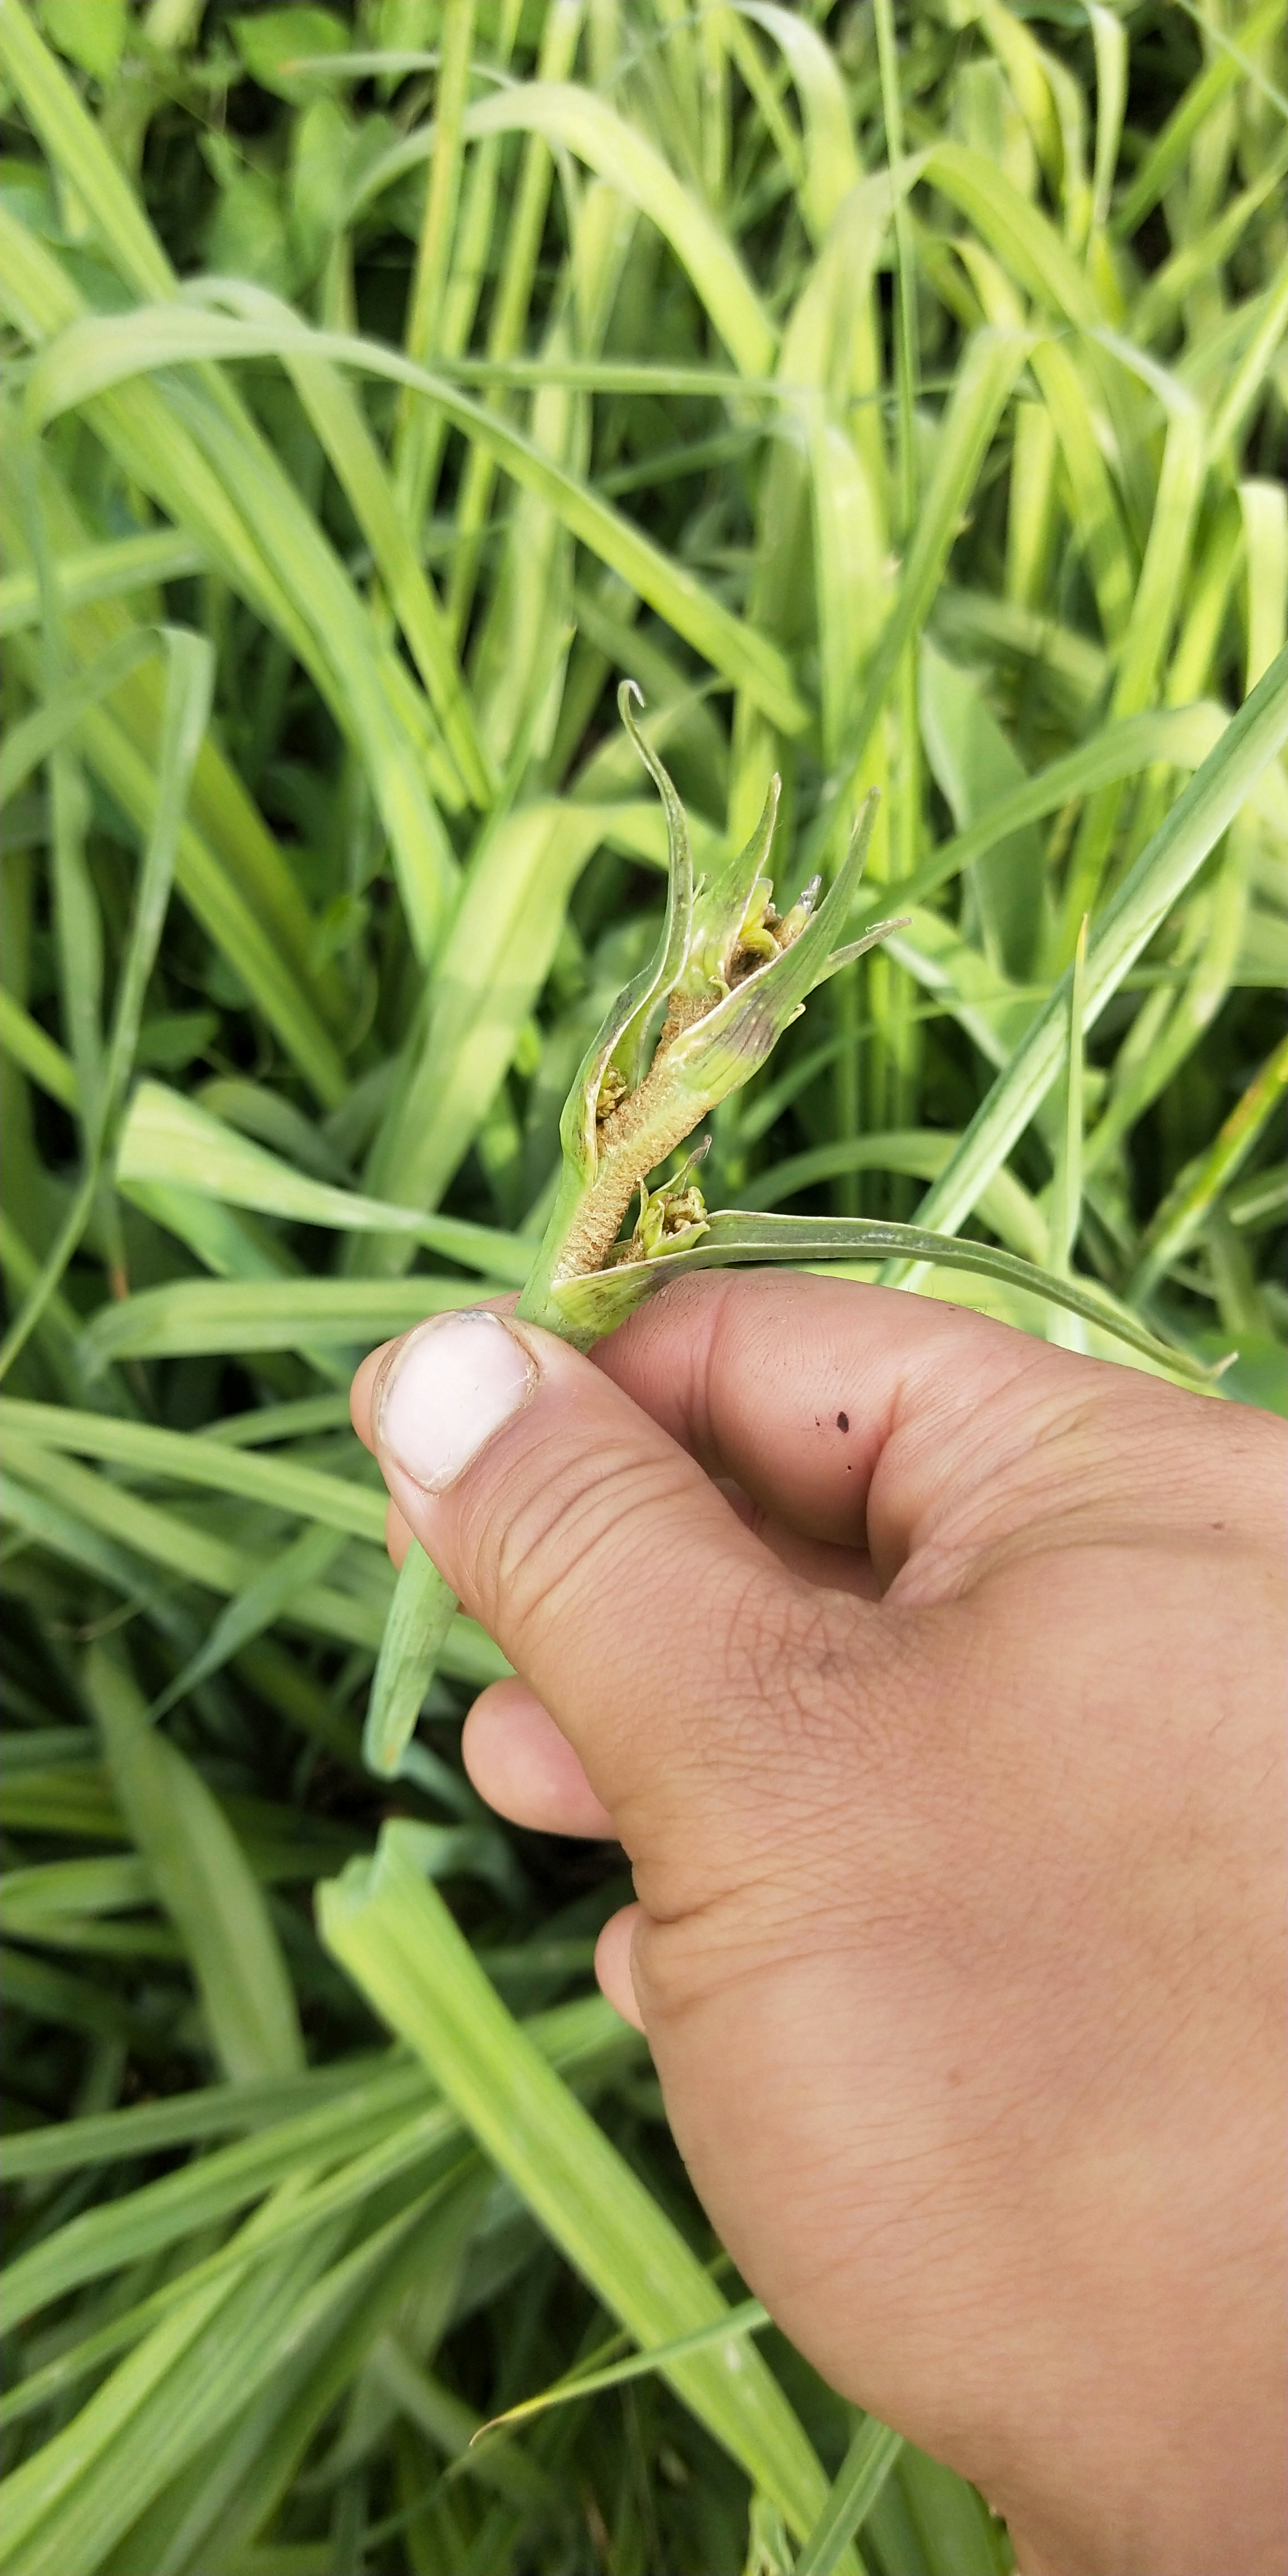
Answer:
(567, 864, 818, 1285)
(557, 1059, 712, 1280)
(654, 988, 718, 1052)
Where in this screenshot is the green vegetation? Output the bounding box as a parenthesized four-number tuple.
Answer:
(1, 3, 1285, 2570)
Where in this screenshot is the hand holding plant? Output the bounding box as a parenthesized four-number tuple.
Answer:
(363, 689, 1209, 1779)
(352, 1270, 1287, 2576)
(4, 1, 1286, 2560)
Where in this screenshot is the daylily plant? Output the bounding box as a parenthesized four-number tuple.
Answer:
(365, 686, 1208, 1778)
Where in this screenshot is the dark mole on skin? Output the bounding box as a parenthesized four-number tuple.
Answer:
(836, 1411, 849, 1433)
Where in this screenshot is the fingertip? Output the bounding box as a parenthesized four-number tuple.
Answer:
(595, 1905, 648, 2033)
(360, 1303, 771, 1806)
(350, 1340, 394, 1453)
(462, 1680, 616, 1838)
(385, 1496, 413, 1569)
(352, 1296, 521, 1456)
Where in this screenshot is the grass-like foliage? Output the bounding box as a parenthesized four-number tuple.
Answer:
(1, 4, 1285, 2571)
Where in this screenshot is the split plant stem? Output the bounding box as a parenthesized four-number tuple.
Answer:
(363, 688, 1209, 1781)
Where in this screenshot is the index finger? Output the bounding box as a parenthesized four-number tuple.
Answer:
(589, 1270, 1048, 1576)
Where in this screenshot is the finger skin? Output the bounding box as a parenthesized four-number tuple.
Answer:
(463, 1680, 615, 1839)
(386, 1482, 879, 1599)
(595, 1903, 646, 2033)
(384, 1495, 413, 1568)
(358, 1301, 878, 1900)
(457, 1483, 880, 1844)
(355, 1266, 1240, 1578)
(591, 1268, 1041, 1563)
(348, 1270, 1015, 1566)
(716, 1479, 882, 1598)
(350, 1273, 1287, 2576)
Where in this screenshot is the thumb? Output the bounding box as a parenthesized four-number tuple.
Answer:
(355, 1307, 828, 1849)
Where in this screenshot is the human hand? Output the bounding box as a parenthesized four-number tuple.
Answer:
(351, 1273, 1286, 2576)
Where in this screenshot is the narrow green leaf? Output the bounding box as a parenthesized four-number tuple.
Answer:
(793, 2419, 903, 2576)
(1206, 262, 1288, 462)
(738, 5, 861, 241)
(896, 2447, 1005, 2576)
(212, 281, 490, 807)
(0, 1472, 196, 1644)
(27, 303, 808, 733)
(0, 628, 156, 803)
(1131, 1030, 1288, 1301)
(0, 1854, 155, 1933)
(78, 1276, 490, 1368)
(362, 1541, 460, 1781)
(0, 986, 78, 1110)
(0, 1400, 388, 1541)
(0, 0, 174, 300)
(1111, 0, 1288, 236)
(854, 705, 1231, 928)
(0, 2055, 394, 2184)
(111, 2189, 487, 2576)
(2, 1432, 503, 1684)
(1048, 915, 1088, 1281)
(899, 646, 1288, 1248)
(1241, 477, 1288, 690)
(98, 628, 216, 1128)
(114, 1081, 532, 1282)
(0, 625, 214, 1385)
(0, 2209, 381, 2576)
(806, 330, 1031, 866)
(922, 139, 1098, 323)
(84, 1642, 305, 2081)
(363, 799, 627, 1227)
(150, 1523, 346, 1720)
(75, 688, 348, 1105)
(0, 1995, 630, 2337)
(318, 1822, 849, 2555)
(1087, 4, 1128, 233)
(550, 1210, 1208, 1381)
(0, 1946, 147, 2049)
(918, 637, 1045, 978)
(1057, 389, 1205, 944)
(454, 83, 777, 375)
(0, 528, 207, 636)
(482, 2298, 772, 2435)
(738, 1132, 1049, 1265)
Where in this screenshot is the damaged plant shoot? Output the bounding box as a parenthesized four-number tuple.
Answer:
(365, 684, 1206, 1781)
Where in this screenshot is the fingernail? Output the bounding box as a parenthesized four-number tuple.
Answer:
(376, 1310, 536, 1492)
